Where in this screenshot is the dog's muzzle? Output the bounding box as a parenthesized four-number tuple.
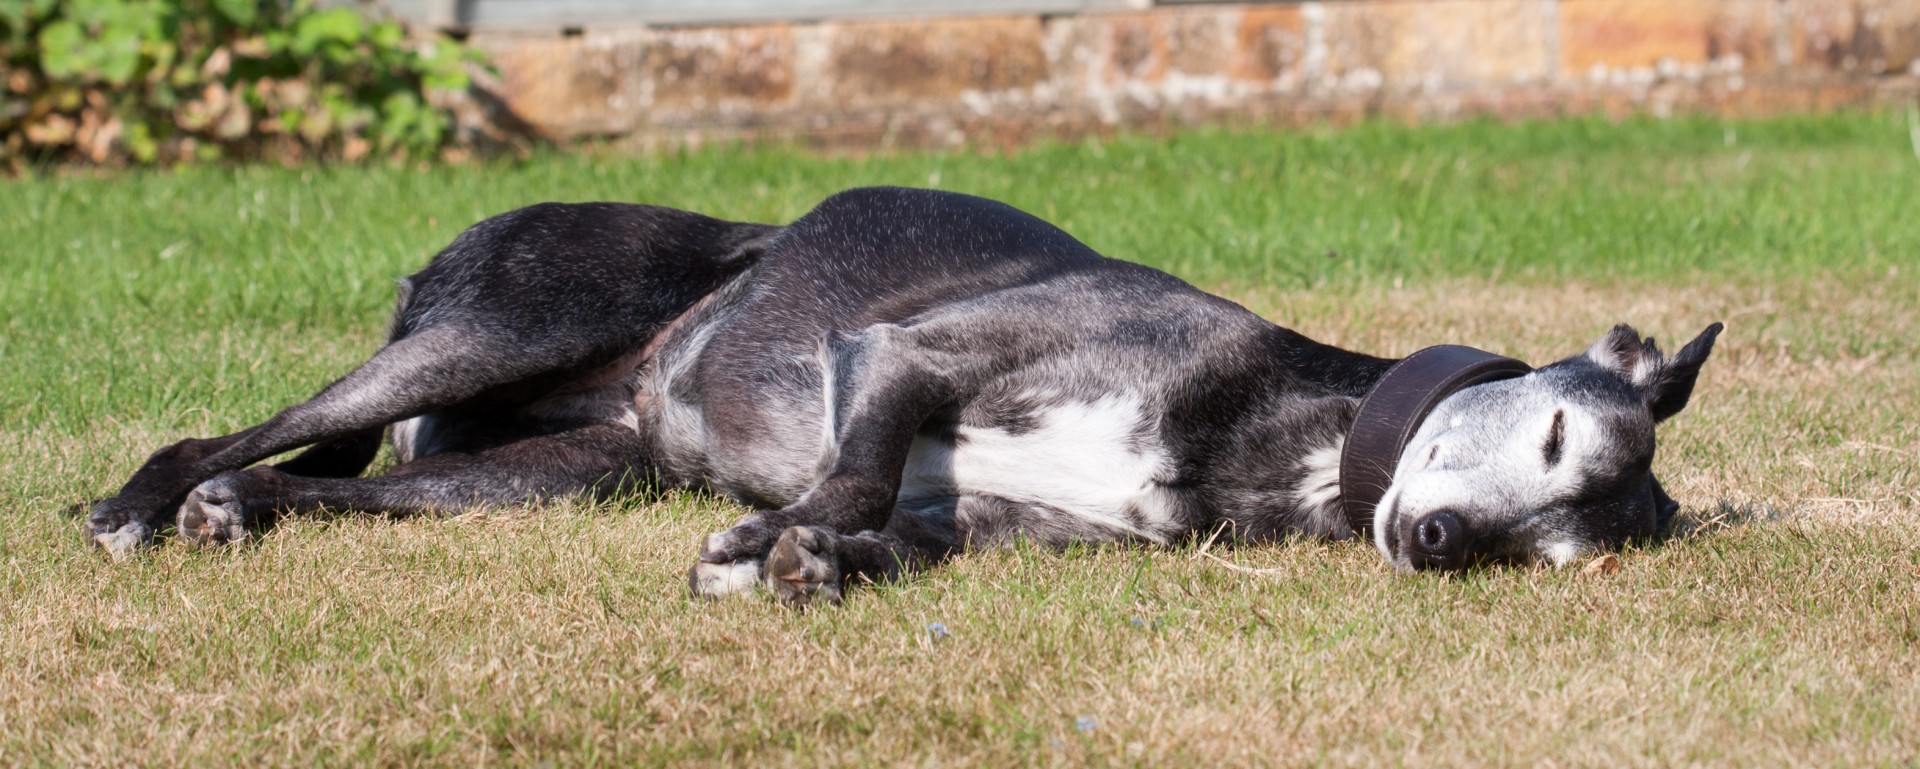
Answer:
(1338, 345, 1533, 537)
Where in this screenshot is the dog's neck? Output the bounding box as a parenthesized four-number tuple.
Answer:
(1211, 331, 1536, 542)
(1192, 327, 1404, 541)
(1336, 345, 1533, 533)
(1203, 393, 1364, 541)
(1261, 326, 1399, 399)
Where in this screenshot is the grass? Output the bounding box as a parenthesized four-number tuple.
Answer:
(2, 112, 1917, 766)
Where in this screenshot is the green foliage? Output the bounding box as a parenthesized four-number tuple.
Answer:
(0, 0, 486, 169)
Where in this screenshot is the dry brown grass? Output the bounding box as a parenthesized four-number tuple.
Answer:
(3, 277, 1916, 767)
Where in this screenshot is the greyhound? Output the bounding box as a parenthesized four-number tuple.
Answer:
(83, 187, 1721, 606)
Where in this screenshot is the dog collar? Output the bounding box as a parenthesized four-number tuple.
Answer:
(1338, 345, 1533, 535)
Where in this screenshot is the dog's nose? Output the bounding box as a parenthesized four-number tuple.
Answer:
(1405, 509, 1466, 571)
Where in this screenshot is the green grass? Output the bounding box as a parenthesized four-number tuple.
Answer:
(5, 114, 1919, 439)
(2, 112, 1918, 766)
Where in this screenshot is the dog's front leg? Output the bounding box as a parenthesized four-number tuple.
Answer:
(690, 325, 968, 598)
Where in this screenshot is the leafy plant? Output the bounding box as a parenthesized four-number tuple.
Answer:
(0, 0, 487, 169)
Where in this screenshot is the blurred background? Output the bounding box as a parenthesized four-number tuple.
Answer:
(5, 0, 1917, 167)
(390, 0, 1920, 151)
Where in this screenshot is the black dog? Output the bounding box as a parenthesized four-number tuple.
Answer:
(85, 187, 1720, 605)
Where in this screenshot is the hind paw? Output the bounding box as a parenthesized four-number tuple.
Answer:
(177, 473, 254, 546)
(85, 496, 159, 558)
(764, 526, 843, 608)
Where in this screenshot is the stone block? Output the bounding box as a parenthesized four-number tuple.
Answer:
(1232, 6, 1307, 83)
(1105, 13, 1172, 81)
(1703, 0, 1781, 72)
(1038, 7, 1289, 120)
(478, 33, 646, 139)
(1322, 0, 1555, 92)
(646, 26, 795, 119)
(810, 17, 1048, 109)
(1318, 1, 1410, 90)
(1167, 11, 1236, 77)
(1884, 1, 1920, 74)
(1787, 0, 1920, 74)
(1054, 9, 1244, 84)
(1559, 0, 1719, 72)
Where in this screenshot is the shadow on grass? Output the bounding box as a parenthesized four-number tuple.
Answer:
(1179, 499, 1790, 580)
(55, 476, 706, 558)
(1667, 500, 1783, 542)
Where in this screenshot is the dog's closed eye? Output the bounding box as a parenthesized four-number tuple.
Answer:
(1543, 409, 1565, 467)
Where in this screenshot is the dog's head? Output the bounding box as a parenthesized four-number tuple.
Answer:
(1371, 323, 1722, 571)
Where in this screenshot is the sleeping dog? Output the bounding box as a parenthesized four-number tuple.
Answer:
(84, 187, 1721, 605)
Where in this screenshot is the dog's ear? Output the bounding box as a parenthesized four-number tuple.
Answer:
(1585, 322, 1724, 422)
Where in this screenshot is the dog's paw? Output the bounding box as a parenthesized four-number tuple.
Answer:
(688, 558, 764, 600)
(86, 496, 154, 537)
(696, 521, 779, 565)
(177, 473, 253, 547)
(763, 526, 843, 608)
(90, 522, 154, 561)
(87, 496, 156, 558)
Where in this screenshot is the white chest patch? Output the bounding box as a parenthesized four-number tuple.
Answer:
(1293, 442, 1345, 520)
(898, 394, 1182, 542)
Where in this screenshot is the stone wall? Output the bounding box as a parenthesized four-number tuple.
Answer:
(460, 0, 1920, 149)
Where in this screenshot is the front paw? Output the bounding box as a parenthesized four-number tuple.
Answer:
(85, 497, 159, 559)
(764, 526, 843, 608)
(89, 521, 155, 561)
(86, 496, 151, 537)
(696, 520, 779, 565)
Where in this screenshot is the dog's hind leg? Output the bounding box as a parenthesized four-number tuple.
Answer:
(85, 324, 589, 552)
(175, 420, 649, 545)
(85, 205, 778, 556)
(273, 427, 386, 479)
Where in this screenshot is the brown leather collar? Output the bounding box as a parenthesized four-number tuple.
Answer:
(1339, 345, 1533, 535)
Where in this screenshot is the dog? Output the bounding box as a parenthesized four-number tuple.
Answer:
(84, 187, 1721, 605)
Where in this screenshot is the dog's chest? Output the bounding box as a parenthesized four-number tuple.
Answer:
(898, 394, 1188, 542)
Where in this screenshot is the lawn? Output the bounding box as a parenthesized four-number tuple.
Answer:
(1, 113, 1916, 766)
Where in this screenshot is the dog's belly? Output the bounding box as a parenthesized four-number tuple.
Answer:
(635, 296, 1190, 535)
(641, 352, 1188, 541)
(899, 395, 1188, 544)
